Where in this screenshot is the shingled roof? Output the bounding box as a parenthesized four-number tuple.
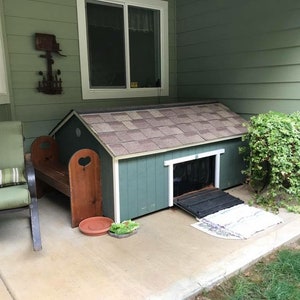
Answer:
(76, 102, 247, 159)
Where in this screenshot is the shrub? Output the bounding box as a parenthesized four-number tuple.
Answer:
(240, 111, 300, 212)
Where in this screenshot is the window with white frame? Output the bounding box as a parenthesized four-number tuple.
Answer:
(0, 11, 9, 104)
(77, 0, 169, 99)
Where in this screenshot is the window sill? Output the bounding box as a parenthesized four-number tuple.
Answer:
(82, 86, 169, 100)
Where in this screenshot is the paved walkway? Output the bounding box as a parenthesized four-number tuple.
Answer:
(0, 185, 299, 299)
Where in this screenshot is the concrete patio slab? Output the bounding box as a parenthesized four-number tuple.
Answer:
(0, 185, 299, 300)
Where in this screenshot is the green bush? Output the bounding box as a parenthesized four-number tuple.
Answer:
(240, 111, 300, 212)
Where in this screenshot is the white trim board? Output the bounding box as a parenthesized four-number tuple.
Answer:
(164, 149, 225, 207)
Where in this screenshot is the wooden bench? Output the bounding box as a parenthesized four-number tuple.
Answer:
(31, 136, 102, 227)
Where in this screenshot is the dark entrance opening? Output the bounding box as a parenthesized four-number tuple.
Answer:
(173, 156, 215, 198)
(173, 156, 243, 219)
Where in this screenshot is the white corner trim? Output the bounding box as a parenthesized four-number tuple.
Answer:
(164, 149, 225, 207)
(112, 158, 121, 223)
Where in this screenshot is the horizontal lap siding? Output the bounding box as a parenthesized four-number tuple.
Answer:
(3, 0, 82, 149)
(176, 0, 300, 116)
(2, 0, 176, 151)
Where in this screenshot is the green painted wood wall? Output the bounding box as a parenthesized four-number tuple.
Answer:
(0, 0, 177, 151)
(118, 138, 245, 221)
(176, 0, 300, 118)
(4, 0, 300, 151)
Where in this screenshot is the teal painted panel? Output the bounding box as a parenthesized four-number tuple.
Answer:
(119, 153, 170, 221)
(118, 138, 245, 220)
(119, 159, 137, 220)
(136, 158, 148, 215)
(219, 140, 246, 189)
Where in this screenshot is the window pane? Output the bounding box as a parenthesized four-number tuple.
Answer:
(86, 2, 126, 88)
(128, 6, 161, 88)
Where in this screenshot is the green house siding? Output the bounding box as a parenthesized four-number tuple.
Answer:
(2, 0, 300, 143)
(1, 0, 176, 151)
(176, 0, 300, 117)
(118, 138, 245, 221)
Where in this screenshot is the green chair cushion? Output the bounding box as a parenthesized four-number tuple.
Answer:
(0, 167, 26, 188)
(0, 184, 31, 210)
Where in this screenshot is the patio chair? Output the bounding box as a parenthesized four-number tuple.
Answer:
(0, 121, 42, 251)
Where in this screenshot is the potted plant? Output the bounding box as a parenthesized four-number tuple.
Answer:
(109, 220, 139, 238)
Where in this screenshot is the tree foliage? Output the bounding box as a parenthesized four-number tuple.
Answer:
(240, 111, 300, 212)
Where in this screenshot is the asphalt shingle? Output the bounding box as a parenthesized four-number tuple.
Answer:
(80, 102, 247, 157)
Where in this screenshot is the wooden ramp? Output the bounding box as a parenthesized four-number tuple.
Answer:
(174, 188, 244, 219)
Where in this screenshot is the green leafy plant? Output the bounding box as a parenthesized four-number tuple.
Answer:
(109, 220, 139, 235)
(240, 111, 300, 212)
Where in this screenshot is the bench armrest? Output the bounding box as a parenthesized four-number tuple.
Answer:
(25, 153, 37, 199)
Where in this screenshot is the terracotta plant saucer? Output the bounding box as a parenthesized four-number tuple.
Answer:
(79, 216, 114, 236)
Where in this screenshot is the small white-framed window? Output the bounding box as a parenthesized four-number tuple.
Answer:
(77, 0, 169, 100)
(0, 11, 9, 104)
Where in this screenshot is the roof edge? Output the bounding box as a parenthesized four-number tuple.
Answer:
(115, 134, 245, 160)
(75, 100, 218, 115)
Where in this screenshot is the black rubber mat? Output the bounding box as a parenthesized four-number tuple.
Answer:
(174, 188, 244, 219)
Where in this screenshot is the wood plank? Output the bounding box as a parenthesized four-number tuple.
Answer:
(7, 35, 79, 55)
(9, 53, 79, 72)
(177, 0, 243, 20)
(35, 166, 70, 196)
(5, 16, 78, 39)
(69, 148, 102, 227)
(178, 28, 300, 57)
(222, 99, 300, 115)
(145, 155, 157, 211)
(11, 71, 81, 89)
(13, 87, 82, 105)
(178, 65, 300, 85)
(177, 1, 300, 33)
(4, 0, 77, 23)
(178, 82, 300, 100)
(137, 157, 148, 215)
(178, 46, 300, 67)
